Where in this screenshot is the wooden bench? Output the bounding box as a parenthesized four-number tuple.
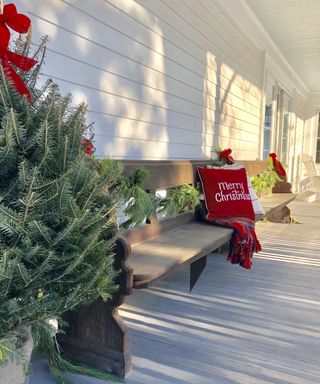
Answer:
(58, 159, 296, 378)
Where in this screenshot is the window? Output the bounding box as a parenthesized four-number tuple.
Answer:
(262, 82, 275, 160)
(275, 89, 292, 166)
(279, 92, 291, 164)
(262, 79, 292, 165)
(316, 114, 320, 163)
(263, 104, 272, 159)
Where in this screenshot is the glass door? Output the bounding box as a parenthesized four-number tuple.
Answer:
(316, 114, 320, 164)
(276, 89, 292, 167)
(262, 80, 275, 159)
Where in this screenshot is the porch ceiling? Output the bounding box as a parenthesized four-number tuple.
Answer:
(246, 0, 320, 93)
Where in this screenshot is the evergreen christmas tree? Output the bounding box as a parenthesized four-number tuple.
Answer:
(0, 19, 122, 384)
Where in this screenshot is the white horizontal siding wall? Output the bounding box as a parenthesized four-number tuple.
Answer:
(15, 0, 263, 160)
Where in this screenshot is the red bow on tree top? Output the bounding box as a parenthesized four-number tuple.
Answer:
(0, 4, 31, 49)
(0, 4, 37, 103)
(219, 148, 234, 165)
(269, 152, 286, 177)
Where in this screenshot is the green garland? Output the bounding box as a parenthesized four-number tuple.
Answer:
(99, 160, 159, 229)
(99, 158, 201, 225)
(159, 184, 201, 216)
(250, 157, 281, 197)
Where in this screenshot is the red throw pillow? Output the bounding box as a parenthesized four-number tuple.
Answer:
(197, 167, 254, 221)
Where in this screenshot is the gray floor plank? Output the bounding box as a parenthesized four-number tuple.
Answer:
(29, 201, 320, 383)
(122, 201, 320, 384)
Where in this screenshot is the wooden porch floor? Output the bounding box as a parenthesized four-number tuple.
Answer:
(30, 201, 320, 384)
(121, 201, 320, 384)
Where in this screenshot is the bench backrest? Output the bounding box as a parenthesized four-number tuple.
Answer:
(121, 160, 268, 192)
(120, 160, 268, 245)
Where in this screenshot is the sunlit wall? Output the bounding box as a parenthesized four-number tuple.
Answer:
(15, 0, 263, 160)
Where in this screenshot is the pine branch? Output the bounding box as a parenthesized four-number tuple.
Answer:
(0, 36, 119, 383)
(159, 184, 201, 217)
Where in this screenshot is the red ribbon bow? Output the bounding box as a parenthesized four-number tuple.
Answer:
(81, 138, 95, 155)
(0, 4, 31, 49)
(219, 148, 234, 165)
(0, 46, 37, 103)
(0, 4, 37, 103)
(269, 153, 286, 177)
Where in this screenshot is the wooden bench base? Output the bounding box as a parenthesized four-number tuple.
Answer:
(58, 161, 296, 378)
(58, 237, 134, 377)
(58, 301, 132, 377)
(260, 193, 296, 223)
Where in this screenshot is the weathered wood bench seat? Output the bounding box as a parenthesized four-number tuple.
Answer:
(124, 212, 233, 289)
(125, 187, 296, 292)
(128, 192, 297, 288)
(58, 159, 296, 378)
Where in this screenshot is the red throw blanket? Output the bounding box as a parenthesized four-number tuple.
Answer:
(197, 166, 262, 269)
(203, 216, 261, 269)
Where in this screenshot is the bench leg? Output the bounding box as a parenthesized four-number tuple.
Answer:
(190, 255, 207, 291)
(58, 299, 132, 377)
(266, 206, 292, 223)
(57, 237, 133, 378)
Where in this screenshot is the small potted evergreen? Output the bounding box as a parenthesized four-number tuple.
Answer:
(0, 15, 120, 384)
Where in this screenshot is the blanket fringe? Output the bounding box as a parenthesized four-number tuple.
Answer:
(205, 217, 262, 270)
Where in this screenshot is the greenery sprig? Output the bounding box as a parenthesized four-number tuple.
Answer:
(159, 184, 200, 216)
(250, 157, 281, 197)
(99, 159, 201, 226)
(99, 160, 159, 229)
(122, 168, 159, 229)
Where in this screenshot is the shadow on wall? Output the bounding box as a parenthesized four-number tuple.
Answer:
(17, 0, 170, 160)
(202, 51, 262, 160)
(17, 0, 263, 161)
(97, 1, 169, 160)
